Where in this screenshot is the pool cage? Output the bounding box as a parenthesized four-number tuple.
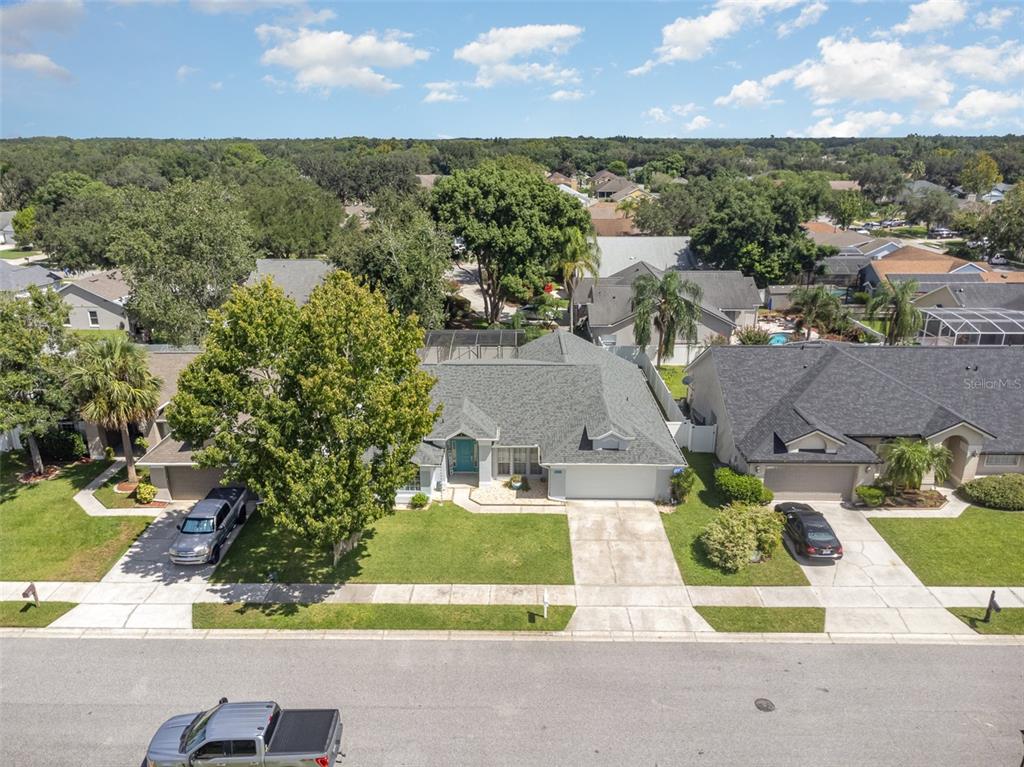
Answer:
(419, 329, 527, 363)
(919, 308, 1024, 346)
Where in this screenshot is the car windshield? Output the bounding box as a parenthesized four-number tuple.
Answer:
(183, 707, 218, 752)
(806, 528, 835, 544)
(180, 518, 215, 534)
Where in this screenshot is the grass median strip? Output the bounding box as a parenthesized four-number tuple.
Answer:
(0, 454, 150, 582)
(948, 607, 1024, 635)
(870, 506, 1024, 586)
(661, 452, 809, 587)
(213, 502, 574, 585)
(0, 601, 76, 628)
(695, 606, 826, 633)
(194, 603, 575, 632)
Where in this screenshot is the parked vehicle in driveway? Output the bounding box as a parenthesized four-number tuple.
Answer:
(145, 699, 343, 767)
(168, 487, 248, 565)
(774, 502, 843, 561)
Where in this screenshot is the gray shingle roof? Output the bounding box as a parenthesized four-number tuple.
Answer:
(930, 284, 1024, 311)
(0, 261, 61, 293)
(246, 259, 333, 305)
(595, 236, 694, 277)
(824, 255, 870, 276)
(423, 332, 682, 467)
(703, 343, 1023, 464)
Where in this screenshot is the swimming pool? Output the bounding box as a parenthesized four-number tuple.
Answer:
(769, 332, 790, 345)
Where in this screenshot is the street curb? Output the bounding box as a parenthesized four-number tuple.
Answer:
(2, 626, 1022, 645)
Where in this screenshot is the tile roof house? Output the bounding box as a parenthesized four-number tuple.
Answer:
(138, 331, 686, 502)
(57, 270, 134, 333)
(687, 342, 1024, 500)
(245, 258, 333, 305)
(859, 246, 997, 289)
(828, 180, 861, 192)
(0, 260, 62, 296)
(575, 261, 762, 357)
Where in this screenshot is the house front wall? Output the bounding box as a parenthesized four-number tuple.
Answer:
(974, 453, 1024, 476)
(60, 285, 129, 331)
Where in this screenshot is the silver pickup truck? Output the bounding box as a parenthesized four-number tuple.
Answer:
(144, 699, 343, 767)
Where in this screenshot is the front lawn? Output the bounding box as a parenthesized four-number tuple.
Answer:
(695, 606, 825, 633)
(0, 453, 149, 581)
(660, 451, 809, 586)
(194, 603, 575, 632)
(0, 601, 76, 627)
(948, 607, 1024, 635)
(658, 366, 687, 399)
(92, 467, 158, 509)
(870, 506, 1024, 586)
(212, 502, 574, 585)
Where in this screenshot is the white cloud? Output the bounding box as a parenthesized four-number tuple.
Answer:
(549, 89, 584, 102)
(190, 0, 301, 14)
(804, 110, 904, 137)
(684, 115, 712, 132)
(714, 79, 778, 107)
(948, 40, 1024, 83)
(892, 0, 966, 35)
(209, 81, 224, 91)
(672, 102, 698, 116)
(932, 88, 1024, 127)
(423, 81, 462, 103)
(177, 64, 199, 81)
(454, 24, 582, 88)
(1, 51, 71, 80)
(261, 73, 288, 93)
(284, 6, 336, 26)
(256, 25, 429, 93)
(630, 0, 801, 74)
(644, 107, 671, 124)
(777, 1, 828, 38)
(974, 7, 1015, 29)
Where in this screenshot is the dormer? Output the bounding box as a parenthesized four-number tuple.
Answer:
(784, 430, 845, 454)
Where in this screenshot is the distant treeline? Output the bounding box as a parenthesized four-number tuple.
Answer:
(1, 134, 1021, 209)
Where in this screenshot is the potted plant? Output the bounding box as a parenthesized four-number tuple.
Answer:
(508, 474, 524, 490)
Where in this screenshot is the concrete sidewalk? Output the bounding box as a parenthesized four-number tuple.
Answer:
(72, 459, 172, 518)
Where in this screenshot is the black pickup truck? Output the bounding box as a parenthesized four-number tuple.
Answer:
(144, 699, 342, 767)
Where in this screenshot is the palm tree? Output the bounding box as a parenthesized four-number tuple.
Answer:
(70, 336, 162, 483)
(632, 270, 703, 366)
(866, 279, 922, 346)
(879, 438, 952, 495)
(616, 197, 640, 219)
(789, 285, 840, 338)
(560, 228, 601, 332)
(908, 160, 926, 180)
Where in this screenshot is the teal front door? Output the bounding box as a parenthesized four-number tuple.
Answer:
(453, 439, 477, 472)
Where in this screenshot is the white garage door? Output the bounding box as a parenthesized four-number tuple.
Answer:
(166, 467, 225, 501)
(564, 465, 657, 500)
(763, 465, 857, 501)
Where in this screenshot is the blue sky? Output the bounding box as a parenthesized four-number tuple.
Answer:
(1, 0, 1021, 139)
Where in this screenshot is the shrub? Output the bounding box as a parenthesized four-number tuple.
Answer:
(854, 484, 886, 507)
(104, 446, 115, 461)
(38, 429, 87, 462)
(134, 436, 149, 453)
(734, 326, 773, 345)
(670, 467, 697, 503)
(409, 492, 429, 509)
(742, 504, 785, 560)
(852, 291, 870, 305)
(714, 467, 774, 505)
(960, 474, 1024, 511)
(700, 511, 756, 573)
(135, 483, 158, 504)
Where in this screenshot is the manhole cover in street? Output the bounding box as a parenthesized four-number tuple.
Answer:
(754, 698, 775, 712)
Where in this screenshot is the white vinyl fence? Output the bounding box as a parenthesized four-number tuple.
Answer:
(0, 427, 22, 453)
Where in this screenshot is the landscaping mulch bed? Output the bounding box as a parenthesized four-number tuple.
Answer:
(114, 481, 139, 493)
(18, 466, 61, 484)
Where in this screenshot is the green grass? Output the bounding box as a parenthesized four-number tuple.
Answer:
(0, 601, 76, 627)
(948, 607, 1024, 635)
(0, 249, 44, 260)
(212, 502, 574, 585)
(870, 506, 1024, 586)
(0, 453, 150, 581)
(658, 366, 688, 399)
(695, 606, 825, 633)
(660, 451, 809, 586)
(92, 467, 156, 509)
(194, 603, 575, 631)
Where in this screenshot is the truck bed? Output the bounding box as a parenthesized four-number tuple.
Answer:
(266, 709, 338, 754)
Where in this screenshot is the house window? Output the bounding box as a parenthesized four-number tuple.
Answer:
(496, 448, 511, 476)
(495, 447, 539, 476)
(88, 310, 99, 327)
(984, 454, 1019, 467)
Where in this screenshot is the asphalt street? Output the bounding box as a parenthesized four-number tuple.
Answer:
(1, 637, 1021, 766)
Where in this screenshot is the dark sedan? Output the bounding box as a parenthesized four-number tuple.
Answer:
(774, 502, 843, 561)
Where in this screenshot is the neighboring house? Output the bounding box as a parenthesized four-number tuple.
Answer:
(0, 211, 15, 245)
(556, 184, 594, 208)
(803, 222, 871, 251)
(139, 332, 686, 502)
(915, 283, 1024, 312)
(918, 308, 1024, 347)
(589, 202, 639, 236)
(575, 262, 762, 359)
(589, 169, 620, 188)
(828, 180, 861, 192)
(859, 246, 1001, 290)
(57, 270, 134, 332)
(0, 260, 62, 297)
(245, 258, 333, 305)
(594, 176, 643, 200)
(546, 171, 575, 189)
(953, 182, 1014, 204)
(594, 236, 695, 277)
(686, 342, 1024, 500)
(904, 179, 950, 198)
